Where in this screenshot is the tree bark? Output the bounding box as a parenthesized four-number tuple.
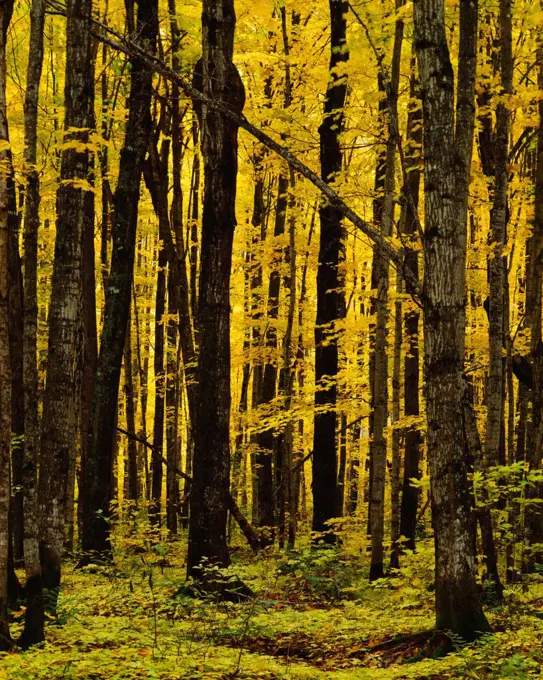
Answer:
(124, 313, 139, 504)
(20, 0, 46, 648)
(399, 56, 422, 552)
(7, 170, 24, 565)
(80, 0, 158, 562)
(187, 0, 245, 580)
(38, 0, 93, 609)
(526, 17, 543, 567)
(312, 0, 349, 542)
(414, 0, 491, 639)
(0, 0, 15, 649)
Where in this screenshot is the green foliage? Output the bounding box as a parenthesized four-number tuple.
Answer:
(276, 547, 358, 603)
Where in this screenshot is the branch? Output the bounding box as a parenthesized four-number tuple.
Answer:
(45, 0, 422, 302)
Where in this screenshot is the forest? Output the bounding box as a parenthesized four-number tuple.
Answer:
(0, 0, 543, 677)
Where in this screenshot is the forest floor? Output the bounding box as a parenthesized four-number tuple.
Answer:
(2, 525, 543, 680)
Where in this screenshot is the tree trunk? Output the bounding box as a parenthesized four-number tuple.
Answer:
(187, 0, 245, 581)
(312, 0, 349, 542)
(0, 0, 15, 649)
(7, 171, 24, 565)
(38, 0, 93, 608)
(20, 0, 46, 648)
(255, 174, 288, 545)
(399, 56, 422, 552)
(390, 270, 402, 569)
(526, 19, 543, 566)
(414, 0, 491, 639)
(369, 0, 404, 580)
(74, 138, 97, 553)
(80, 0, 158, 562)
(124, 313, 139, 504)
(151, 233, 166, 525)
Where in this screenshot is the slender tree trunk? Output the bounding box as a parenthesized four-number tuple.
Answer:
(256, 175, 288, 545)
(20, 0, 46, 648)
(369, 1, 404, 580)
(399, 58, 422, 552)
(124, 313, 139, 504)
(526, 19, 543, 566)
(390, 269, 402, 569)
(39, 0, 93, 608)
(414, 0, 491, 639)
(80, 0, 158, 562)
(74, 139, 97, 553)
(7, 174, 24, 565)
(312, 0, 349, 542)
(151, 236, 166, 525)
(187, 0, 245, 581)
(0, 0, 15, 649)
(249, 156, 267, 525)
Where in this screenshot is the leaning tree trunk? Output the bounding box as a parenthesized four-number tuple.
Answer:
(79, 0, 158, 562)
(38, 0, 93, 611)
(312, 0, 349, 542)
(20, 0, 46, 648)
(414, 0, 491, 640)
(0, 0, 15, 650)
(186, 0, 245, 580)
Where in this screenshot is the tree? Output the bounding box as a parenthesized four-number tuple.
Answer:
(80, 0, 158, 562)
(38, 0, 93, 611)
(20, 0, 46, 648)
(0, 0, 15, 651)
(312, 0, 349, 542)
(414, 0, 491, 639)
(186, 0, 246, 582)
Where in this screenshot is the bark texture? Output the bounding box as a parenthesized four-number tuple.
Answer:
(187, 0, 245, 580)
(312, 0, 349, 541)
(80, 0, 158, 561)
(414, 0, 491, 639)
(0, 0, 15, 650)
(38, 0, 93, 610)
(20, 0, 46, 647)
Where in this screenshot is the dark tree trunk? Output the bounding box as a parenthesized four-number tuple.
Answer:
(80, 0, 158, 562)
(124, 313, 139, 503)
(0, 0, 15, 649)
(369, 0, 404, 580)
(151, 233, 166, 525)
(166, 0, 183, 536)
(255, 175, 288, 545)
(526, 18, 543, 567)
(399, 57, 422, 552)
(187, 0, 245, 580)
(20, 0, 46, 648)
(74, 137, 97, 553)
(7, 171, 24, 565)
(38, 0, 93, 609)
(414, 0, 491, 639)
(312, 0, 349, 542)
